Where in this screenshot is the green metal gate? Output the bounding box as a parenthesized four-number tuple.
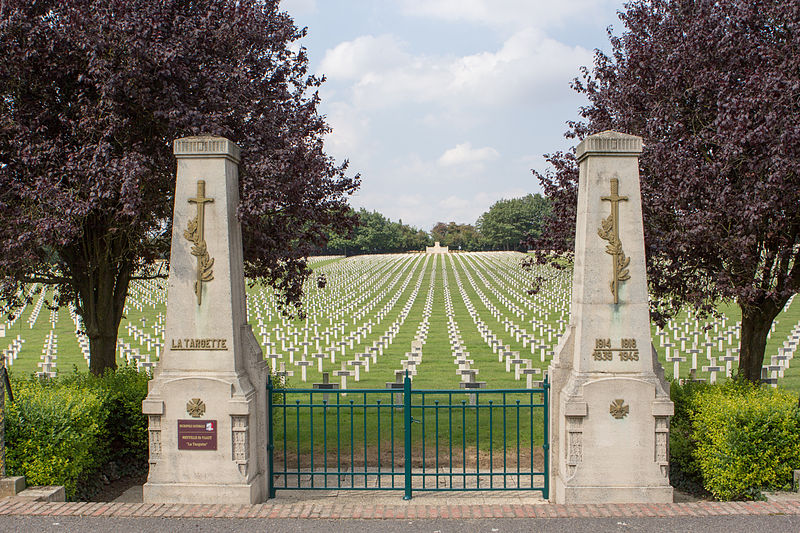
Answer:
(267, 374, 549, 500)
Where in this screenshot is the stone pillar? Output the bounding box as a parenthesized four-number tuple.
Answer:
(142, 136, 268, 504)
(548, 131, 673, 504)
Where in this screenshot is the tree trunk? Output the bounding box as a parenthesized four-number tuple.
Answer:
(738, 300, 782, 382)
(66, 226, 134, 376)
(84, 261, 131, 376)
(89, 331, 121, 375)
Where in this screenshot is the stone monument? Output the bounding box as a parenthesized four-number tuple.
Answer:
(142, 136, 268, 504)
(425, 241, 449, 254)
(548, 131, 673, 503)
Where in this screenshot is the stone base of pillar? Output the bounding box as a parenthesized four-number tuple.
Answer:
(556, 485, 673, 504)
(143, 480, 265, 505)
(142, 366, 267, 505)
(550, 366, 673, 504)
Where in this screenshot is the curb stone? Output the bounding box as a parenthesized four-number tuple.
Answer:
(0, 498, 799, 519)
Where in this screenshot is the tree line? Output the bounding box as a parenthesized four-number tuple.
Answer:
(320, 194, 550, 255)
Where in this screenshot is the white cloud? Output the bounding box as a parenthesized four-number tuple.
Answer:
(323, 102, 372, 163)
(399, 0, 611, 30)
(309, 4, 618, 230)
(435, 189, 528, 225)
(438, 142, 499, 166)
(320, 35, 409, 81)
(280, 0, 318, 16)
(324, 28, 592, 112)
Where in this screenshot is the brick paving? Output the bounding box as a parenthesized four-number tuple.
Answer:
(0, 496, 800, 519)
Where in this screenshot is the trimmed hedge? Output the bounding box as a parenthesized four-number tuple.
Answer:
(4, 366, 149, 500)
(670, 379, 800, 500)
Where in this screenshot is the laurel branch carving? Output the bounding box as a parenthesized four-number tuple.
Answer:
(184, 216, 215, 300)
(597, 214, 630, 299)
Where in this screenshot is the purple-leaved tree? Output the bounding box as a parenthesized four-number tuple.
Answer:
(0, 0, 359, 375)
(528, 0, 800, 382)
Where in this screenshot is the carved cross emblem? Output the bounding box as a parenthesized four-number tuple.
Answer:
(186, 398, 206, 418)
(609, 399, 629, 419)
(598, 178, 630, 304)
(184, 180, 215, 305)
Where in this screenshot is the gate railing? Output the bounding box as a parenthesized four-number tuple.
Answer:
(267, 374, 549, 500)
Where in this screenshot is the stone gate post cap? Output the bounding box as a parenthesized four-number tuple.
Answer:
(173, 135, 240, 163)
(576, 130, 642, 162)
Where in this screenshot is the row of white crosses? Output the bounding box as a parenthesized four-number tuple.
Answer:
(116, 337, 157, 373)
(2, 284, 39, 332)
(68, 303, 91, 364)
(394, 254, 435, 379)
(459, 253, 568, 367)
(656, 312, 743, 384)
(381, 255, 432, 399)
(2, 335, 25, 367)
(307, 255, 345, 264)
(26, 288, 48, 329)
(36, 330, 57, 378)
(49, 307, 59, 330)
(449, 254, 542, 388)
(762, 295, 798, 386)
(440, 256, 486, 400)
(261, 254, 429, 390)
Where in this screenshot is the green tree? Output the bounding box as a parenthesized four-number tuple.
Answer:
(322, 209, 432, 255)
(477, 194, 550, 251)
(530, 0, 800, 381)
(353, 210, 400, 254)
(0, 0, 358, 374)
(397, 222, 432, 252)
(431, 222, 483, 251)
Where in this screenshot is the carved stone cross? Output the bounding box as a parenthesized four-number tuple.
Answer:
(185, 180, 215, 305)
(599, 178, 630, 304)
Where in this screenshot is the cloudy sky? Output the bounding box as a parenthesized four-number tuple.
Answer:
(281, 0, 627, 231)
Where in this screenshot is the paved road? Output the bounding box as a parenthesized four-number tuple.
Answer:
(0, 515, 799, 533)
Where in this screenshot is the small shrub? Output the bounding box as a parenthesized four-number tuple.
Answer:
(5, 378, 106, 499)
(677, 379, 800, 500)
(4, 366, 150, 500)
(61, 366, 149, 467)
(669, 379, 709, 493)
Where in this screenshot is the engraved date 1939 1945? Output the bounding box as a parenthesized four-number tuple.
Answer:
(593, 338, 639, 361)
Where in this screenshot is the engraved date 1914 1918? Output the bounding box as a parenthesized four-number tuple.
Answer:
(593, 338, 639, 362)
